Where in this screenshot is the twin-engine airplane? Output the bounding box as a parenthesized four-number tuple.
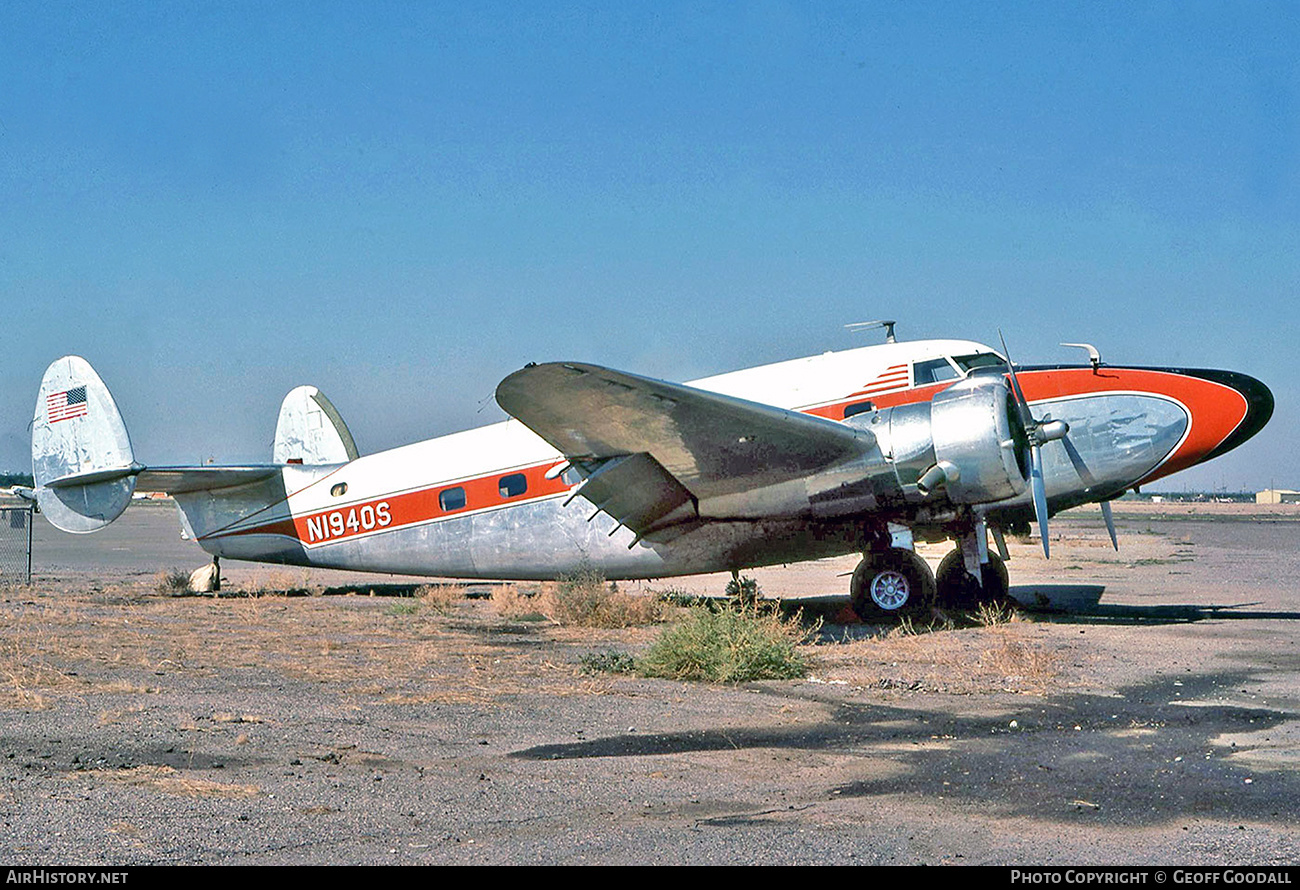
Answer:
(29, 326, 1271, 619)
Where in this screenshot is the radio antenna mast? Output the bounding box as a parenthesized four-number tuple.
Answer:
(845, 320, 898, 343)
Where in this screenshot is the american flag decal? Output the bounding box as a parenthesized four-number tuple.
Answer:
(852, 363, 911, 398)
(47, 386, 89, 423)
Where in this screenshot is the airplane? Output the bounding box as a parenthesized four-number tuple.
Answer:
(28, 324, 1272, 620)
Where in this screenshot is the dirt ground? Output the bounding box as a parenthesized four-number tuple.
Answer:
(1, 500, 1298, 865)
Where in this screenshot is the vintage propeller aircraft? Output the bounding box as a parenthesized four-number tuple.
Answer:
(29, 324, 1272, 619)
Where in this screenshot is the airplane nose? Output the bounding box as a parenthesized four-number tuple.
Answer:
(1195, 369, 1274, 462)
(1121, 365, 1273, 486)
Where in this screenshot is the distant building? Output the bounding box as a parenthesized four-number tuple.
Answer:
(1256, 489, 1300, 504)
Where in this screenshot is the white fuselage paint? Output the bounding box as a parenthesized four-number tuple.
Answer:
(190, 340, 1000, 578)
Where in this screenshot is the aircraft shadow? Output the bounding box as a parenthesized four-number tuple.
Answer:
(1010, 584, 1300, 624)
(512, 670, 1300, 827)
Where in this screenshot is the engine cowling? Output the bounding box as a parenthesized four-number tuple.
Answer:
(828, 375, 1029, 511)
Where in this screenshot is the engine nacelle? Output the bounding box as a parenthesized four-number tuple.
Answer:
(830, 376, 1029, 511)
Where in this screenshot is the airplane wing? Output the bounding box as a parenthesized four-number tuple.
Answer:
(496, 362, 874, 536)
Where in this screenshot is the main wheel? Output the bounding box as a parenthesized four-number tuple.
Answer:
(934, 549, 1010, 609)
(850, 548, 936, 621)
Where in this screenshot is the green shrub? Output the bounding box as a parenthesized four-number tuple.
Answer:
(638, 603, 815, 682)
(724, 574, 761, 605)
(387, 599, 421, 617)
(578, 649, 638, 675)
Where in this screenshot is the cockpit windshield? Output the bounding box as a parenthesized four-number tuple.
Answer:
(952, 353, 1008, 374)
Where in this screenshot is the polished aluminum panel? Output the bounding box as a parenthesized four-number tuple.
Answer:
(1039, 393, 1188, 499)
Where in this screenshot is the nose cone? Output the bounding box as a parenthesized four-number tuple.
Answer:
(1192, 369, 1274, 463)
(1136, 367, 1273, 484)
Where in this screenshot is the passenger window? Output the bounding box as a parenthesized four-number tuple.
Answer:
(498, 473, 527, 498)
(843, 401, 876, 419)
(439, 487, 467, 511)
(913, 358, 959, 385)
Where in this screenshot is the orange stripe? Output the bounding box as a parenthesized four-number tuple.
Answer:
(216, 367, 1249, 546)
(212, 460, 571, 545)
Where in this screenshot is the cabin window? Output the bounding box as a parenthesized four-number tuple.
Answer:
(330, 482, 347, 497)
(843, 401, 876, 419)
(499, 473, 527, 498)
(913, 358, 960, 385)
(439, 487, 467, 511)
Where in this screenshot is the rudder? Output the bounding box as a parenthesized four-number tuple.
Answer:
(272, 385, 358, 465)
(33, 356, 138, 533)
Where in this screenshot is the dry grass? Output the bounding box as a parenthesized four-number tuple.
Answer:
(0, 579, 616, 710)
(491, 570, 665, 629)
(0, 602, 99, 709)
(978, 636, 1058, 686)
(72, 765, 261, 799)
(154, 569, 192, 595)
(414, 582, 464, 614)
(812, 619, 1060, 695)
(490, 583, 549, 621)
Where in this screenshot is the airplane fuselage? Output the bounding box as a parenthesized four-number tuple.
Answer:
(177, 339, 1271, 580)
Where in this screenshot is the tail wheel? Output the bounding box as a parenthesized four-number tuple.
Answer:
(935, 549, 1010, 609)
(850, 548, 936, 621)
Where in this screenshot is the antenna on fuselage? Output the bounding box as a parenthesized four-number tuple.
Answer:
(845, 320, 898, 343)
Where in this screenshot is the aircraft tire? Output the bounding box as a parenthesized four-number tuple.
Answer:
(934, 550, 1010, 609)
(850, 548, 936, 622)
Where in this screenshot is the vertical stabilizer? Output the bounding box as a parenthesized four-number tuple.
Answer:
(32, 356, 137, 533)
(272, 385, 359, 465)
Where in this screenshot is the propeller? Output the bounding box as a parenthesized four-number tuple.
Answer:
(999, 332, 1069, 558)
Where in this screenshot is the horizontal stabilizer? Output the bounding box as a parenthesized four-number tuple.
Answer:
(135, 466, 282, 494)
(32, 356, 287, 534)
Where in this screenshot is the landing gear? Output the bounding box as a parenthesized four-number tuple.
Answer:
(934, 549, 1009, 609)
(850, 548, 936, 621)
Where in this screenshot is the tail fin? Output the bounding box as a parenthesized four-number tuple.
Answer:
(33, 356, 139, 533)
(272, 385, 358, 465)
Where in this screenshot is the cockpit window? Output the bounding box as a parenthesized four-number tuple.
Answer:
(953, 353, 1008, 373)
(913, 358, 960, 386)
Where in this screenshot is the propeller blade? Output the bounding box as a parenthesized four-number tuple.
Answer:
(1030, 442, 1050, 559)
(998, 330, 1034, 429)
(1100, 500, 1119, 551)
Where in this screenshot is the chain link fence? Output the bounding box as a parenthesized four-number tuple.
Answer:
(0, 505, 33, 585)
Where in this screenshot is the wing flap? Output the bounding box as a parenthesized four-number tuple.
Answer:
(577, 452, 697, 535)
(496, 363, 873, 502)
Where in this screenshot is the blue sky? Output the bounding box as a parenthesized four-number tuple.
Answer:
(2, 2, 1296, 490)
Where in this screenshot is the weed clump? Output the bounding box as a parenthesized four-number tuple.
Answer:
(497, 565, 663, 628)
(415, 583, 463, 614)
(724, 574, 761, 605)
(154, 569, 192, 596)
(387, 600, 421, 617)
(490, 584, 550, 622)
(638, 602, 816, 682)
(578, 649, 638, 675)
